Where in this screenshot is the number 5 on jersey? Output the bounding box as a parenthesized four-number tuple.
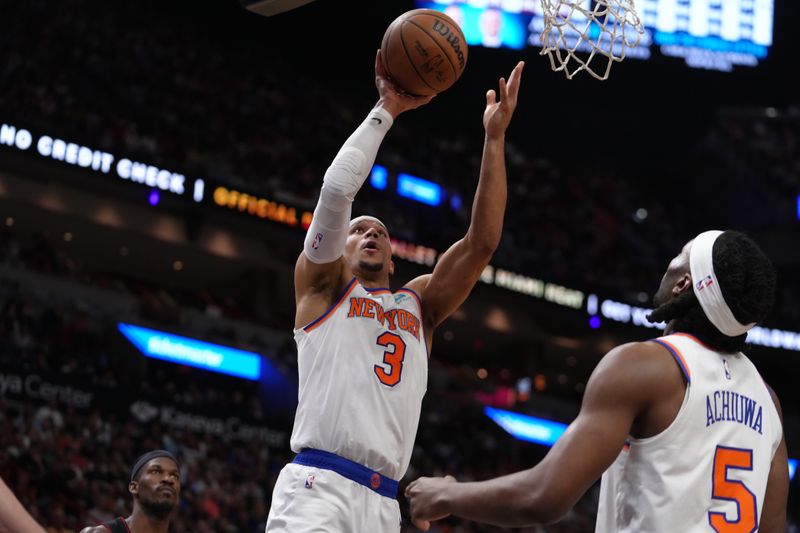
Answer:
(375, 332, 406, 387)
(709, 445, 757, 533)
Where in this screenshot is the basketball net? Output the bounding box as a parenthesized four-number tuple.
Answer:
(538, 0, 644, 80)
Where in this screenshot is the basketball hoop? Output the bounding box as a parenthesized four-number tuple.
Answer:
(538, 0, 644, 80)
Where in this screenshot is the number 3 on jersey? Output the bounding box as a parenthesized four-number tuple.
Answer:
(374, 332, 406, 387)
(709, 445, 757, 533)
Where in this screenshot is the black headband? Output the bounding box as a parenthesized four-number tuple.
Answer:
(130, 450, 179, 482)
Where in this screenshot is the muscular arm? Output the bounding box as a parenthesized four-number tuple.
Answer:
(294, 51, 433, 328)
(410, 62, 524, 330)
(294, 102, 395, 325)
(759, 385, 789, 533)
(0, 477, 45, 533)
(409, 131, 508, 328)
(407, 342, 681, 528)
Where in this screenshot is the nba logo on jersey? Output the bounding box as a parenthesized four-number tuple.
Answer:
(722, 358, 731, 380)
(696, 275, 714, 291)
(311, 232, 323, 250)
(304, 475, 315, 489)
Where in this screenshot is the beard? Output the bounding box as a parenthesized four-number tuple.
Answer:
(652, 278, 673, 308)
(140, 493, 176, 520)
(648, 288, 671, 324)
(358, 259, 384, 272)
(652, 290, 666, 308)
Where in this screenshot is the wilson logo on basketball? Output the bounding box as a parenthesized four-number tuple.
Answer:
(381, 9, 468, 96)
(432, 20, 466, 69)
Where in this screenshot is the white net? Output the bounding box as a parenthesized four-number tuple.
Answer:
(539, 0, 644, 80)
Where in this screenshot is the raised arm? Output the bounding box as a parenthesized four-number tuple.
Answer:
(408, 62, 524, 331)
(0, 477, 46, 533)
(294, 50, 434, 328)
(406, 341, 680, 529)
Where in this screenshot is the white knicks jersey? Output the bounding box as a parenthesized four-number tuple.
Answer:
(290, 277, 428, 481)
(596, 333, 782, 533)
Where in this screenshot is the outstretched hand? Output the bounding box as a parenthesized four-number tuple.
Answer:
(483, 61, 524, 139)
(375, 49, 436, 119)
(405, 475, 458, 531)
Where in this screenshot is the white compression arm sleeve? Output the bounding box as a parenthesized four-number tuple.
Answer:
(303, 107, 394, 264)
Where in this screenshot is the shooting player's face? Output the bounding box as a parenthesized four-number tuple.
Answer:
(345, 220, 394, 275)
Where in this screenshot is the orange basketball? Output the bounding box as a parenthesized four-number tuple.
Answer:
(380, 9, 468, 96)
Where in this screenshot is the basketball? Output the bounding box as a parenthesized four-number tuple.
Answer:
(380, 9, 468, 96)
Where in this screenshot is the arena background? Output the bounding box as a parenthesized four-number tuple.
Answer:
(1, 0, 798, 530)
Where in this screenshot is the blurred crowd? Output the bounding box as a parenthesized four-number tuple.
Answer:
(2, 0, 798, 322)
(2, 233, 795, 531)
(0, 248, 604, 532)
(0, 279, 283, 531)
(1, 0, 799, 530)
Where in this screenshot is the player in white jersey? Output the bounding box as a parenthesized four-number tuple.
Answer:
(406, 230, 789, 532)
(265, 51, 524, 532)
